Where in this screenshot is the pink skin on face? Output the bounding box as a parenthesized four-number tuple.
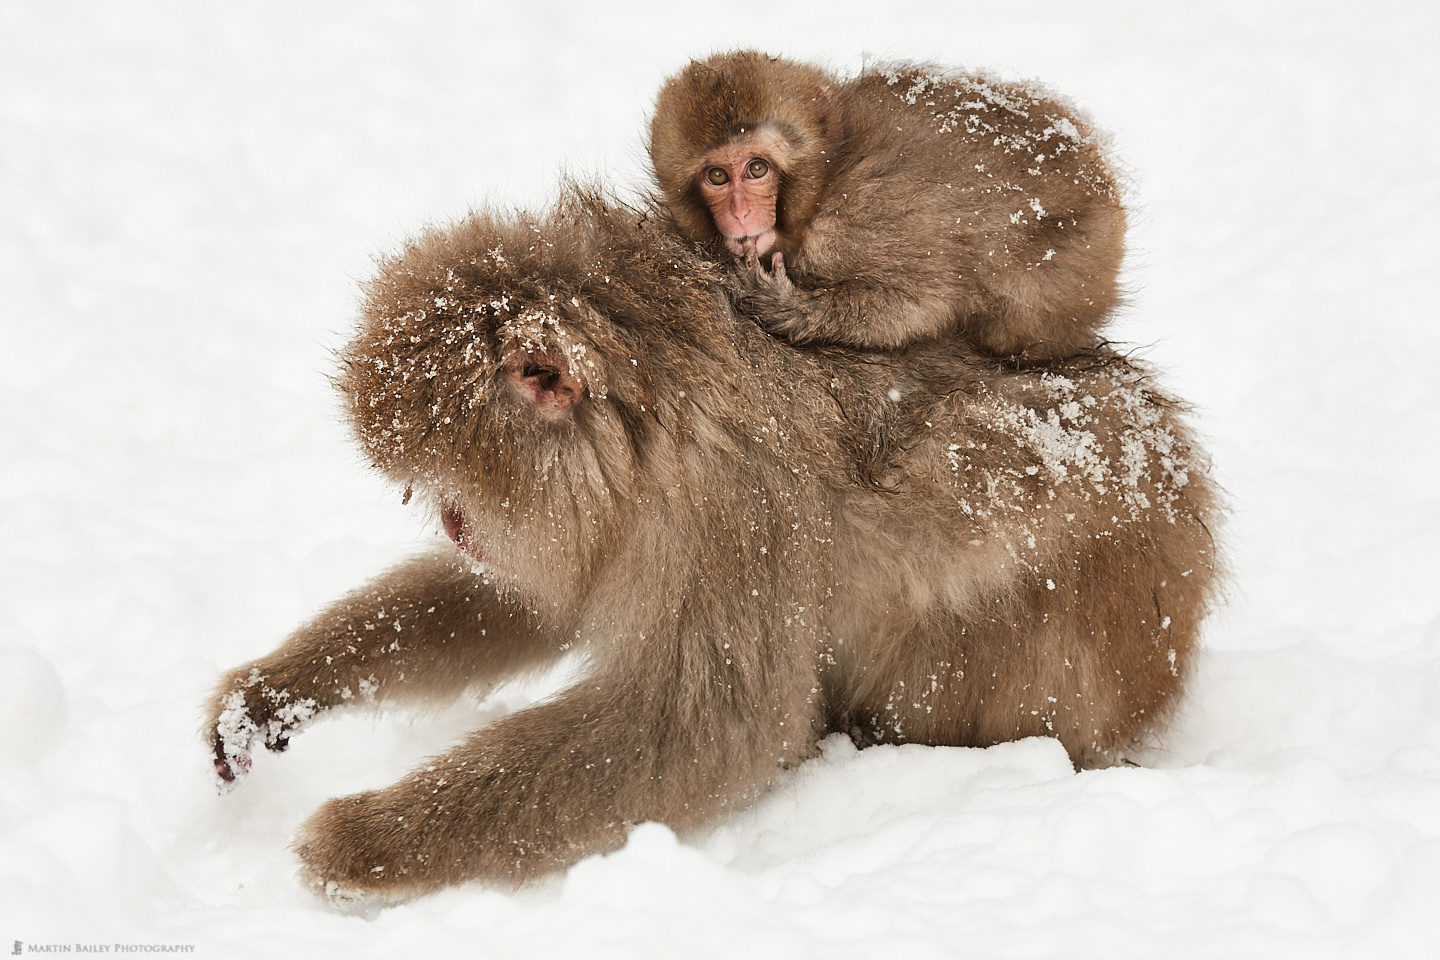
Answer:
(441, 501, 487, 565)
(698, 148, 779, 260)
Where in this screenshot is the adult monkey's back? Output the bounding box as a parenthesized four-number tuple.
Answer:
(204, 190, 1219, 904)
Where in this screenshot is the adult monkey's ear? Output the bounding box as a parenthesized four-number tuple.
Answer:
(505, 347, 586, 420)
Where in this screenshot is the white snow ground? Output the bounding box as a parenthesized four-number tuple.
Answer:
(2, 1, 1438, 957)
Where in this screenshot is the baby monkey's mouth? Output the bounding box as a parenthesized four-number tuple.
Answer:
(725, 229, 777, 260)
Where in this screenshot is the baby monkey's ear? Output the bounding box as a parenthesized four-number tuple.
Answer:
(506, 347, 586, 421)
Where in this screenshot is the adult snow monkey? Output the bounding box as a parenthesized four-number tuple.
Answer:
(205, 191, 1217, 904)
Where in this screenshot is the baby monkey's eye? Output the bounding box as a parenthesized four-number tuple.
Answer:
(705, 167, 729, 185)
(745, 159, 770, 179)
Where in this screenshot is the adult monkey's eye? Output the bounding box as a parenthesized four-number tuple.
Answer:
(705, 167, 729, 185)
(745, 159, 769, 179)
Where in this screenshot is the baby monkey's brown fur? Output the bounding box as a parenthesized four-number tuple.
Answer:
(650, 51, 1127, 360)
(204, 191, 1216, 904)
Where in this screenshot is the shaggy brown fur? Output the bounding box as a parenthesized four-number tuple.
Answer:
(649, 51, 1128, 360)
(204, 190, 1217, 904)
